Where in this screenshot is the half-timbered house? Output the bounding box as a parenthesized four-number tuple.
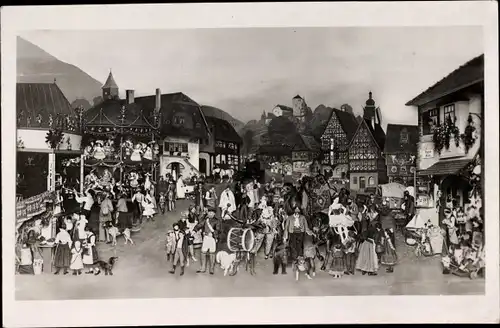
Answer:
(320, 107, 359, 179)
(203, 116, 243, 174)
(292, 134, 321, 178)
(384, 124, 419, 186)
(348, 92, 387, 192)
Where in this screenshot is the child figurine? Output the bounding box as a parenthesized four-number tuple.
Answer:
(343, 230, 357, 275)
(158, 192, 166, 214)
(70, 241, 84, 275)
(130, 144, 143, 162)
(165, 230, 176, 262)
(381, 228, 398, 273)
(328, 242, 346, 278)
(93, 141, 106, 160)
(142, 194, 156, 222)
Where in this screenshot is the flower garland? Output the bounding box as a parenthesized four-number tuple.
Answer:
(432, 115, 461, 154)
(461, 114, 477, 154)
(45, 128, 64, 149)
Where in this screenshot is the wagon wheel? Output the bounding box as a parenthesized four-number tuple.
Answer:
(469, 271, 478, 280)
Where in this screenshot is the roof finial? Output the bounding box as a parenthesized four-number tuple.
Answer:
(53, 78, 57, 84)
(369, 91, 372, 99)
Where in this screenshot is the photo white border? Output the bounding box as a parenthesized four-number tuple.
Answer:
(2, 2, 499, 326)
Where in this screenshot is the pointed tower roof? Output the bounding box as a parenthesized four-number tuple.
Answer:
(102, 71, 118, 89)
(293, 94, 302, 100)
(365, 91, 375, 106)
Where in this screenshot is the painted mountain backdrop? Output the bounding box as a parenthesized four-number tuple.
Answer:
(17, 37, 103, 108)
(16, 36, 245, 133)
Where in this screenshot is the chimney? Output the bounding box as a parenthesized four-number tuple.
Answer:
(155, 88, 161, 111)
(126, 90, 135, 104)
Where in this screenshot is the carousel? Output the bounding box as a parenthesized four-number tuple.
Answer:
(82, 99, 161, 197)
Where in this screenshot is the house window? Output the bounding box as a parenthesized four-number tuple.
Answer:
(173, 116, 185, 125)
(422, 108, 440, 135)
(164, 142, 188, 153)
(215, 141, 225, 148)
(352, 177, 358, 184)
(368, 176, 375, 186)
(443, 104, 456, 122)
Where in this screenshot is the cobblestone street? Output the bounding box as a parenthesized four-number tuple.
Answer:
(15, 200, 484, 300)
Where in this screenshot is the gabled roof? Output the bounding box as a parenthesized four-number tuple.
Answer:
(293, 134, 321, 152)
(102, 71, 118, 89)
(16, 82, 79, 132)
(384, 124, 419, 153)
(293, 95, 303, 100)
(134, 92, 209, 139)
(406, 54, 484, 106)
(205, 116, 242, 144)
(275, 104, 293, 112)
(348, 119, 385, 151)
(321, 108, 359, 142)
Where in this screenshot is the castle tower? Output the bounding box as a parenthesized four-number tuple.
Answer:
(102, 70, 119, 100)
(363, 91, 381, 129)
(292, 94, 307, 122)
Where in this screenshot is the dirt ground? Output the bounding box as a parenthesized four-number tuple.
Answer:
(15, 199, 484, 300)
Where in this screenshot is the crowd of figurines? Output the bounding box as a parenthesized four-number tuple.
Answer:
(17, 111, 81, 133)
(83, 138, 161, 162)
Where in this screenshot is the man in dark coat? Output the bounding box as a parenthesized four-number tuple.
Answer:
(403, 191, 416, 225)
(169, 222, 189, 276)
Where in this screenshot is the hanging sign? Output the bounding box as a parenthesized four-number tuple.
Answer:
(16, 191, 54, 227)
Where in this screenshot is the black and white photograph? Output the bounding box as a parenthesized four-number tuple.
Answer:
(2, 2, 499, 326)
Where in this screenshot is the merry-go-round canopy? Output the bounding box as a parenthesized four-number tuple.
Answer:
(83, 98, 160, 138)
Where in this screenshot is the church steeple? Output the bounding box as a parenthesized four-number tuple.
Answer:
(102, 70, 119, 100)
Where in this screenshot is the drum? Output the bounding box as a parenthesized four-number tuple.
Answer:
(227, 228, 254, 252)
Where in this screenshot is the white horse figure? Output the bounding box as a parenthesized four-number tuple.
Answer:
(221, 168, 234, 182)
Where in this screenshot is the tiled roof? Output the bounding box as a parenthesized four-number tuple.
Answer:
(293, 134, 321, 152)
(418, 159, 471, 176)
(16, 82, 77, 131)
(134, 92, 209, 139)
(205, 116, 242, 144)
(384, 124, 419, 153)
(406, 54, 484, 106)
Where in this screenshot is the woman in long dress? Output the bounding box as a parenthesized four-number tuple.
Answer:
(83, 227, 98, 274)
(54, 224, 72, 275)
(355, 225, 379, 276)
(176, 175, 186, 200)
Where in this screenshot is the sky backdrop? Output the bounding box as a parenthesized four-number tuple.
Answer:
(20, 27, 483, 126)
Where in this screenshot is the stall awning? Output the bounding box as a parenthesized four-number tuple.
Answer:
(418, 159, 471, 176)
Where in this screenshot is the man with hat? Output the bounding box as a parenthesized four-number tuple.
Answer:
(283, 206, 313, 261)
(194, 181, 206, 211)
(194, 206, 221, 275)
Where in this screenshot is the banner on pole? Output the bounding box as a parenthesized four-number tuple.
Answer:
(16, 191, 54, 227)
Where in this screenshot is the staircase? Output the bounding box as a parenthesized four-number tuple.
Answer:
(179, 157, 200, 178)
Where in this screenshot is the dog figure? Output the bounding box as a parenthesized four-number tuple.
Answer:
(122, 228, 134, 245)
(216, 251, 237, 276)
(106, 221, 119, 246)
(292, 256, 312, 281)
(93, 257, 118, 276)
